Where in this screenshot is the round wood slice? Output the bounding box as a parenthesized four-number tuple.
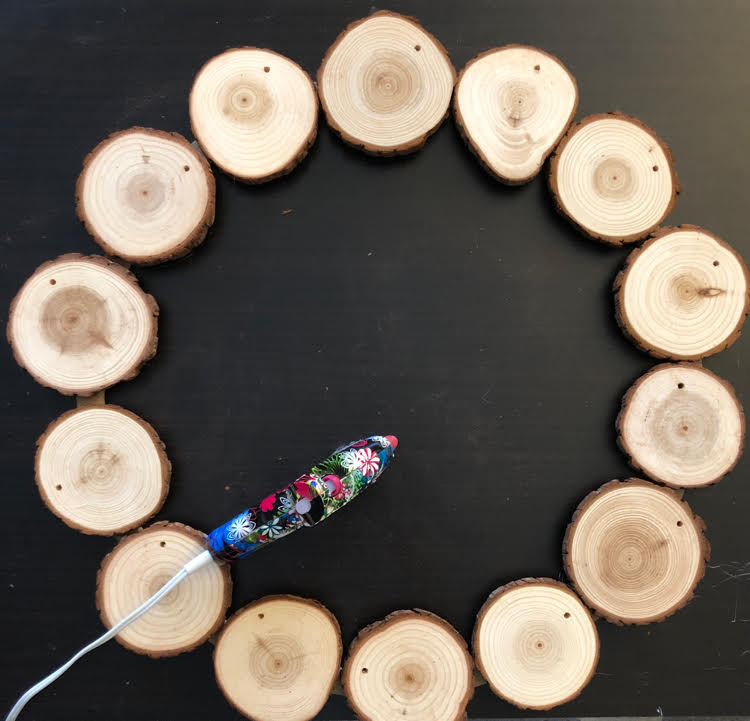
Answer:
(454, 45, 578, 184)
(342, 609, 473, 721)
(35, 405, 171, 534)
(76, 127, 215, 264)
(549, 112, 679, 244)
(190, 47, 317, 183)
(473, 578, 599, 710)
(96, 521, 231, 656)
(618, 363, 744, 487)
(214, 595, 342, 721)
(563, 479, 709, 624)
(318, 11, 455, 155)
(614, 226, 750, 359)
(7, 254, 158, 396)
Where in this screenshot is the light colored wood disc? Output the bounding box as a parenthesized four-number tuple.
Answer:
(318, 11, 455, 155)
(549, 112, 679, 244)
(96, 521, 231, 656)
(35, 405, 171, 534)
(615, 226, 750, 359)
(7, 254, 158, 396)
(214, 595, 342, 721)
(76, 127, 215, 264)
(342, 609, 473, 721)
(473, 578, 599, 710)
(618, 363, 744, 487)
(190, 47, 317, 183)
(454, 45, 578, 184)
(563, 479, 709, 624)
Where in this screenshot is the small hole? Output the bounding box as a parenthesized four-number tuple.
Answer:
(534, 64, 540, 71)
(564, 612, 571, 619)
(362, 667, 368, 674)
(258, 613, 264, 619)
(183, 165, 190, 172)
(55, 484, 62, 490)
(713, 260, 719, 267)
(160, 541, 166, 547)
(677, 520, 683, 527)
(677, 382, 684, 389)
(682, 425, 689, 432)
(414, 45, 421, 51)
(652, 165, 658, 171)
(264, 66, 270, 73)
(49, 279, 56, 285)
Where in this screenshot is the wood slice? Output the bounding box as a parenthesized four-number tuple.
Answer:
(318, 11, 455, 155)
(614, 226, 750, 359)
(96, 521, 231, 656)
(473, 578, 599, 710)
(342, 609, 473, 721)
(214, 595, 342, 721)
(76, 127, 215, 264)
(7, 254, 158, 396)
(549, 112, 679, 244)
(454, 45, 578, 184)
(563, 479, 709, 625)
(190, 47, 317, 183)
(618, 363, 744, 488)
(35, 405, 171, 534)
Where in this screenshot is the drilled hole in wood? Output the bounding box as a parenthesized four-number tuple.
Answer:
(713, 260, 720, 266)
(361, 667, 368, 674)
(264, 66, 270, 73)
(55, 484, 62, 490)
(183, 165, 190, 172)
(49, 279, 56, 285)
(652, 165, 658, 171)
(160, 541, 166, 547)
(564, 612, 571, 618)
(258, 613, 264, 619)
(677, 520, 683, 527)
(534, 64, 540, 71)
(414, 44, 421, 51)
(678, 382, 685, 389)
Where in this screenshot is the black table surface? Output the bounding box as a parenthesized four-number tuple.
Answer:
(2, 1, 750, 719)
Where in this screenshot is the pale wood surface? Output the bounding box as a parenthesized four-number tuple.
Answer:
(214, 595, 342, 721)
(96, 521, 232, 656)
(318, 11, 455, 155)
(563, 479, 709, 624)
(618, 363, 744, 487)
(7, 254, 158, 396)
(549, 112, 678, 244)
(615, 226, 750, 359)
(473, 578, 599, 710)
(455, 45, 577, 183)
(190, 48, 317, 182)
(342, 609, 473, 721)
(36, 405, 170, 534)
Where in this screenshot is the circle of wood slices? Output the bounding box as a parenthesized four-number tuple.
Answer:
(7, 254, 158, 396)
(618, 363, 744, 487)
(614, 226, 750, 359)
(473, 578, 599, 710)
(190, 47, 317, 183)
(563, 479, 709, 624)
(454, 45, 578, 184)
(36, 405, 170, 534)
(549, 112, 679, 244)
(76, 127, 216, 264)
(342, 609, 473, 721)
(214, 595, 342, 721)
(96, 521, 231, 656)
(318, 11, 455, 155)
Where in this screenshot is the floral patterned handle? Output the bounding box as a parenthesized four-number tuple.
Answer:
(206, 435, 398, 561)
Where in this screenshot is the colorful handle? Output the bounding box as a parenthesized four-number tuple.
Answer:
(207, 435, 398, 561)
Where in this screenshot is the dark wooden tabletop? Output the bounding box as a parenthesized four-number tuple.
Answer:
(2, 1, 750, 719)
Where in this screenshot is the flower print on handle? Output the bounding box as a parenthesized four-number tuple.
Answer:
(226, 512, 256, 542)
(256, 516, 287, 539)
(354, 447, 380, 477)
(259, 493, 276, 512)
